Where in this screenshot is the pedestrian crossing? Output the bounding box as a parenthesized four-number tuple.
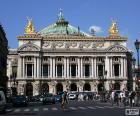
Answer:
(8, 105, 129, 113)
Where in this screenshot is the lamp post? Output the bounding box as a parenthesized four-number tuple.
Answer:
(135, 39, 140, 68)
(135, 39, 140, 90)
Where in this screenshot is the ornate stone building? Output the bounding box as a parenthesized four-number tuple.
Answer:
(0, 24, 8, 94)
(7, 10, 131, 96)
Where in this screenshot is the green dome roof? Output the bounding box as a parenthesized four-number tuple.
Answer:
(38, 10, 90, 36)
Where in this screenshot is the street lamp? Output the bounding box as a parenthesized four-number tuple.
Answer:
(135, 39, 140, 68)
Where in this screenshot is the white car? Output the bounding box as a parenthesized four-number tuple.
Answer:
(0, 91, 6, 113)
(68, 93, 77, 100)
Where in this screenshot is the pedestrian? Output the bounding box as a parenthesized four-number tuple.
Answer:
(110, 90, 115, 106)
(129, 91, 136, 107)
(61, 91, 68, 110)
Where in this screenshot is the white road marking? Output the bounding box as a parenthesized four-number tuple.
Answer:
(95, 106, 104, 108)
(33, 108, 39, 112)
(24, 108, 30, 112)
(78, 107, 86, 110)
(52, 107, 58, 111)
(69, 107, 77, 110)
(87, 106, 96, 109)
(14, 109, 21, 112)
(43, 108, 48, 111)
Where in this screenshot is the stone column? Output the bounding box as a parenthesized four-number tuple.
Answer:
(110, 57, 112, 78)
(124, 57, 127, 78)
(50, 57, 53, 78)
(64, 57, 67, 78)
(17, 56, 22, 79)
(23, 56, 25, 78)
(81, 57, 83, 78)
(34, 57, 36, 78)
(66, 57, 69, 78)
(78, 57, 80, 78)
(94, 58, 97, 78)
(53, 57, 55, 78)
(39, 57, 41, 78)
(32, 81, 40, 96)
(105, 56, 109, 79)
(32, 64, 34, 78)
(91, 57, 94, 78)
(37, 57, 40, 78)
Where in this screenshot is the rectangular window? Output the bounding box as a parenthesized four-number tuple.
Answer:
(85, 65, 90, 77)
(57, 64, 62, 77)
(71, 64, 76, 77)
(114, 64, 119, 76)
(43, 64, 48, 77)
(27, 64, 32, 77)
(98, 65, 103, 76)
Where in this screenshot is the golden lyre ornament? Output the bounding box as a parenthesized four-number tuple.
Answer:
(109, 20, 119, 36)
(25, 18, 35, 34)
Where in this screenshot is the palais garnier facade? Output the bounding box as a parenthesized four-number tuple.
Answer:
(7, 10, 133, 96)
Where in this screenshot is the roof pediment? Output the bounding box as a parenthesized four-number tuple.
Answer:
(17, 43, 40, 52)
(107, 45, 128, 52)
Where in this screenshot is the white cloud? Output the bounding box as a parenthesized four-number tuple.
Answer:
(89, 25, 102, 34)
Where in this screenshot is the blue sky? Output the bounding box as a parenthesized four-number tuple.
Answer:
(0, 0, 140, 53)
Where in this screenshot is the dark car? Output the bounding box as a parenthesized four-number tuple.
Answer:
(12, 95, 28, 107)
(54, 95, 62, 102)
(43, 93, 55, 105)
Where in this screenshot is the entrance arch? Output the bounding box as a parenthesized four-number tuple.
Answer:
(70, 83, 77, 92)
(56, 83, 63, 94)
(41, 83, 49, 95)
(83, 83, 91, 91)
(25, 82, 33, 96)
(114, 82, 120, 90)
(97, 83, 104, 92)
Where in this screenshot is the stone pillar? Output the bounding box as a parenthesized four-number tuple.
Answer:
(23, 56, 25, 78)
(17, 81, 25, 95)
(64, 57, 67, 78)
(50, 57, 53, 78)
(34, 57, 36, 78)
(66, 57, 69, 78)
(104, 81, 109, 91)
(124, 58, 127, 78)
(39, 57, 41, 78)
(53, 57, 56, 78)
(120, 81, 127, 91)
(17, 56, 22, 79)
(37, 57, 40, 78)
(94, 58, 97, 78)
(81, 57, 83, 78)
(49, 81, 57, 94)
(32, 64, 34, 78)
(91, 57, 94, 78)
(105, 56, 109, 79)
(78, 57, 81, 78)
(110, 57, 112, 78)
(32, 81, 40, 96)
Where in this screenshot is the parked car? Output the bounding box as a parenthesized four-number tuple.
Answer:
(68, 93, 77, 100)
(43, 93, 55, 104)
(12, 95, 28, 107)
(0, 91, 6, 114)
(54, 94, 62, 102)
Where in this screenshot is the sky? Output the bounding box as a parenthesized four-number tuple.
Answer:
(0, 0, 140, 55)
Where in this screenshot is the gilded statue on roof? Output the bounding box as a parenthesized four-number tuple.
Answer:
(109, 20, 119, 36)
(25, 18, 35, 34)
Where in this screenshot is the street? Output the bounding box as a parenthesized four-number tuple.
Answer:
(3, 100, 140, 116)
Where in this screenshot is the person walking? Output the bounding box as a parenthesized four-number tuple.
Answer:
(61, 91, 68, 110)
(111, 90, 115, 106)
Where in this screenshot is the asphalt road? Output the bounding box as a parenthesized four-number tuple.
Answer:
(2, 100, 140, 116)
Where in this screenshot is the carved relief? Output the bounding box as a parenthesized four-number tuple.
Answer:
(22, 45, 38, 51)
(109, 46, 126, 52)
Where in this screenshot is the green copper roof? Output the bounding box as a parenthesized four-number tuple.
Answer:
(38, 10, 90, 36)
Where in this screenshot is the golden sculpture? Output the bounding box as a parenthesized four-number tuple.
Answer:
(25, 18, 35, 34)
(109, 20, 119, 36)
